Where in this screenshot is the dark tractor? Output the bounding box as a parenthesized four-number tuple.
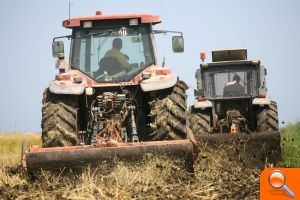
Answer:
(190, 49, 280, 168)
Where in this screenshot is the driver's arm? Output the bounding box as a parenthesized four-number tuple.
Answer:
(115, 52, 131, 70)
(238, 84, 245, 95)
(223, 85, 230, 97)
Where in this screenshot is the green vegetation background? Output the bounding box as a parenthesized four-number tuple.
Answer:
(281, 122, 300, 167)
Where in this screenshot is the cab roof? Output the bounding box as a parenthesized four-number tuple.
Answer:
(63, 12, 161, 28)
(200, 49, 260, 68)
(200, 60, 261, 69)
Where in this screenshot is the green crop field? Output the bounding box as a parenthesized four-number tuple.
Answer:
(281, 122, 300, 167)
(0, 133, 41, 166)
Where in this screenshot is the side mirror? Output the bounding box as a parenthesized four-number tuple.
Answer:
(172, 36, 184, 53)
(52, 41, 64, 58)
(264, 68, 267, 75)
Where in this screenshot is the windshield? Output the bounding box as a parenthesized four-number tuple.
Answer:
(204, 67, 256, 98)
(71, 26, 155, 82)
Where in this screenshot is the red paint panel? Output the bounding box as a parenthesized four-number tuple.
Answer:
(56, 74, 71, 81)
(63, 13, 161, 28)
(155, 69, 171, 75)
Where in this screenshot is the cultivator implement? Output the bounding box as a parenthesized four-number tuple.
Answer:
(196, 131, 281, 168)
(22, 139, 197, 173)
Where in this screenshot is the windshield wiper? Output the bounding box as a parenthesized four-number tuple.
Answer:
(152, 30, 183, 36)
(77, 30, 113, 38)
(53, 35, 72, 42)
(52, 30, 113, 41)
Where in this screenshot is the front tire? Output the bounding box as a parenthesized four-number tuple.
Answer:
(149, 80, 188, 140)
(41, 89, 79, 147)
(257, 101, 279, 131)
(189, 107, 211, 135)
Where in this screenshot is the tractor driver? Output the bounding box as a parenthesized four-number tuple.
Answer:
(223, 74, 245, 97)
(104, 38, 131, 71)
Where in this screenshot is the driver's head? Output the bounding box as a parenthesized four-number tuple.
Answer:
(233, 74, 241, 83)
(112, 38, 122, 50)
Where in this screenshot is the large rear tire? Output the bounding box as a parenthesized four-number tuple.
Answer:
(190, 108, 211, 135)
(41, 89, 79, 147)
(257, 101, 279, 131)
(149, 80, 188, 140)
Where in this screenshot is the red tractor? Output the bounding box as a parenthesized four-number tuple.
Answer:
(22, 11, 196, 172)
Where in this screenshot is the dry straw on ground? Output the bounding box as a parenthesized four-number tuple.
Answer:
(0, 133, 260, 199)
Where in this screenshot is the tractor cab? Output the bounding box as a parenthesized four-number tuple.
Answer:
(195, 49, 266, 100)
(52, 12, 184, 83)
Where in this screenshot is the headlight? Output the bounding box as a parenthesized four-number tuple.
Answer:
(83, 21, 92, 28)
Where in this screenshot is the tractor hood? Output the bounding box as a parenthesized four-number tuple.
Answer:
(49, 65, 178, 95)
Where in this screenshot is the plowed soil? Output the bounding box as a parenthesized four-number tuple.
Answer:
(0, 134, 272, 199)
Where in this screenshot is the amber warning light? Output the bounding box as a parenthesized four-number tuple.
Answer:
(95, 11, 102, 15)
(200, 52, 206, 62)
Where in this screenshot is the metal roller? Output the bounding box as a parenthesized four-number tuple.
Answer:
(22, 140, 197, 173)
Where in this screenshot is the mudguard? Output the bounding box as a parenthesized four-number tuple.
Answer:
(49, 80, 85, 95)
(193, 99, 213, 109)
(252, 97, 271, 105)
(140, 74, 178, 92)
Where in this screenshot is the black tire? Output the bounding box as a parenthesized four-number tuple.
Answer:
(41, 89, 79, 147)
(149, 80, 188, 140)
(189, 108, 211, 135)
(257, 101, 279, 131)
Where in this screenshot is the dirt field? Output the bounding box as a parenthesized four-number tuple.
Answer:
(0, 133, 265, 199)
